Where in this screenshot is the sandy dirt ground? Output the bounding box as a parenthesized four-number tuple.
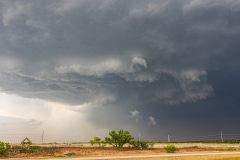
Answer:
(1, 143, 240, 159)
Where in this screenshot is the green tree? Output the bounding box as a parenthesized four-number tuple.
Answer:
(90, 137, 103, 147)
(0, 141, 10, 154)
(105, 129, 133, 148)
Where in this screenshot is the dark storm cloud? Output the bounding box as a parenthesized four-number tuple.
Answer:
(1, 0, 240, 140)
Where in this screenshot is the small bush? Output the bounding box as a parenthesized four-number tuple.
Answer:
(164, 144, 176, 153)
(90, 137, 104, 147)
(140, 141, 149, 149)
(148, 141, 156, 148)
(130, 141, 149, 149)
(0, 141, 10, 154)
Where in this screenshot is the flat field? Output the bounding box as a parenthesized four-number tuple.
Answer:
(2, 143, 240, 159)
(107, 155, 240, 160)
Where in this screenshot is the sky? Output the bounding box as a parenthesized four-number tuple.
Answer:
(1, 0, 240, 143)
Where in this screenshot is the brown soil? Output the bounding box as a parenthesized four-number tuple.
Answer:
(1, 145, 238, 159)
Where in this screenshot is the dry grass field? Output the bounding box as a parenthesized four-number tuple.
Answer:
(106, 155, 240, 160)
(1, 143, 240, 159)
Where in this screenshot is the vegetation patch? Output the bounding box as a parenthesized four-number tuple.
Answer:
(0, 141, 10, 155)
(90, 129, 156, 150)
(164, 144, 177, 153)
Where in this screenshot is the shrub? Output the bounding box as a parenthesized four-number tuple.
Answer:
(90, 137, 103, 147)
(105, 129, 133, 148)
(164, 144, 176, 153)
(0, 141, 10, 154)
(130, 141, 149, 149)
(148, 141, 156, 148)
(139, 141, 149, 149)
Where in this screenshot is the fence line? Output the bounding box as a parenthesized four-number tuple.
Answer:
(167, 131, 240, 142)
(1, 131, 240, 143)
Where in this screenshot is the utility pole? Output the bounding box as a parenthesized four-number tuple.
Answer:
(221, 131, 223, 142)
(168, 135, 171, 143)
(138, 132, 141, 142)
(42, 130, 44, 144)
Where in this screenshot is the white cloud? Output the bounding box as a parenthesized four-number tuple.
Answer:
(56, 58, 126, 76)
(0, 92, 49, 122)
(0, 57, 21, 71)
(180, 70, 207, 82)
(177, 70, 213, 103)
(127, 72, 157, 83)
(182, 0, 220, 15)
(183, 0, 240, 14)
(153, 69, 213, 104)
(183, 0, 240, 34)
(148, 116, 158, 126)
(68, 93, 116, 112)
(132, 57, 147, 69)
(128, 1, 170, 17)
(183, 0, 205, 13)
(56, 57, 148, 80)
(2, 2, 32, 26)
(129, 110, 142, 122)
(50, 0, 84, 15)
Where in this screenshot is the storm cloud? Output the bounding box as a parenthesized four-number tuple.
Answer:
(0, 0, 240, 142)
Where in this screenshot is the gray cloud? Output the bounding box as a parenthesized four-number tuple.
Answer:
(1, 0, 240, 142)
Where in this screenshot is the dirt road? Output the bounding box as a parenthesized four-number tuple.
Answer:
(21, 151, 240, 160)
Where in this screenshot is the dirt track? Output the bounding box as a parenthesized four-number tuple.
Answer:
(22, 152, 240, 160)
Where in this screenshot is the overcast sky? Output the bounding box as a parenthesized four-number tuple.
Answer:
(1, 0, 240, 143)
